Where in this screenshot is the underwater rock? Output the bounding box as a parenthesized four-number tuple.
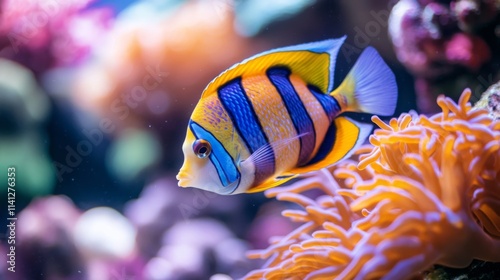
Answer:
(474, 79, 500, 120)
(73, 206, 144, 280)
(74, 207, 137, 259)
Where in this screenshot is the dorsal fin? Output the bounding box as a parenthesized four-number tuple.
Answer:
(202, 36, 346, 97)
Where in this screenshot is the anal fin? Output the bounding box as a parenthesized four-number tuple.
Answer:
(286, 116, 372, 174)
(245, 174, 298, 193)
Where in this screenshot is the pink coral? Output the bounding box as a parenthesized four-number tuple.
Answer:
(0, 0, 113, 74)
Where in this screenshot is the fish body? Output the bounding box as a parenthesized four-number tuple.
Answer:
(177, 36, 398, 195)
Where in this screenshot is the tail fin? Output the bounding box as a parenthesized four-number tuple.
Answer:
(333, 47, 398, 116)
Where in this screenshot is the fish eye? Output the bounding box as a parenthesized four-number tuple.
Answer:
(193, 139, 211, 158)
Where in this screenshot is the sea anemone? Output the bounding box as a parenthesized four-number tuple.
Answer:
(244, 89, 500, 279)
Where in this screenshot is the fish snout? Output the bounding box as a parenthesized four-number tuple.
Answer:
(176, 169, 193, 188)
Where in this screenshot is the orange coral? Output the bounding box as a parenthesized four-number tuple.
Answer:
(245, 89, 500, 279)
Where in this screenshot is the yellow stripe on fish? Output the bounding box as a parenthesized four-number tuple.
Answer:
(288, 74, 331, 161)
(177, 37, 398, 195)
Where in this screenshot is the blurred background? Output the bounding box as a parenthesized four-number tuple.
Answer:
(0, 0, 498, 279)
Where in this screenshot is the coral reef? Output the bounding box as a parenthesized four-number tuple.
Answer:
(245, 89, 500, 279)
(0, 176, 262, 280)
(8, 196, 86, 280)
(389, 0, 500, 112)
(1, 2, 357, 278)
(0, 0, 112, 76)
(474, 79, 500, 120)
(0, 59, 54, 196)
(125, 177, 259, 279)
(71, 0, 263, 172)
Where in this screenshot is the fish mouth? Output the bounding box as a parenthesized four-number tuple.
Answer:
(176, 171, 192, 188)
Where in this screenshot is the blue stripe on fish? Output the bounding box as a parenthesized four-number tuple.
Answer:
(267, 67, 316, 166)
(307, 121, 337, 165)
(189, 121, 240, 193)
(218, 78, 275, 184)
(308, 85, 341, 122)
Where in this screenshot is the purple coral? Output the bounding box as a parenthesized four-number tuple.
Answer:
(389, 0, 499, 113)
(390, 0, 492, 76)
(7, 196, 85, 280)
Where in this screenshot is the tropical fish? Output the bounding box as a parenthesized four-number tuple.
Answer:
(176, 36, 397, 195)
